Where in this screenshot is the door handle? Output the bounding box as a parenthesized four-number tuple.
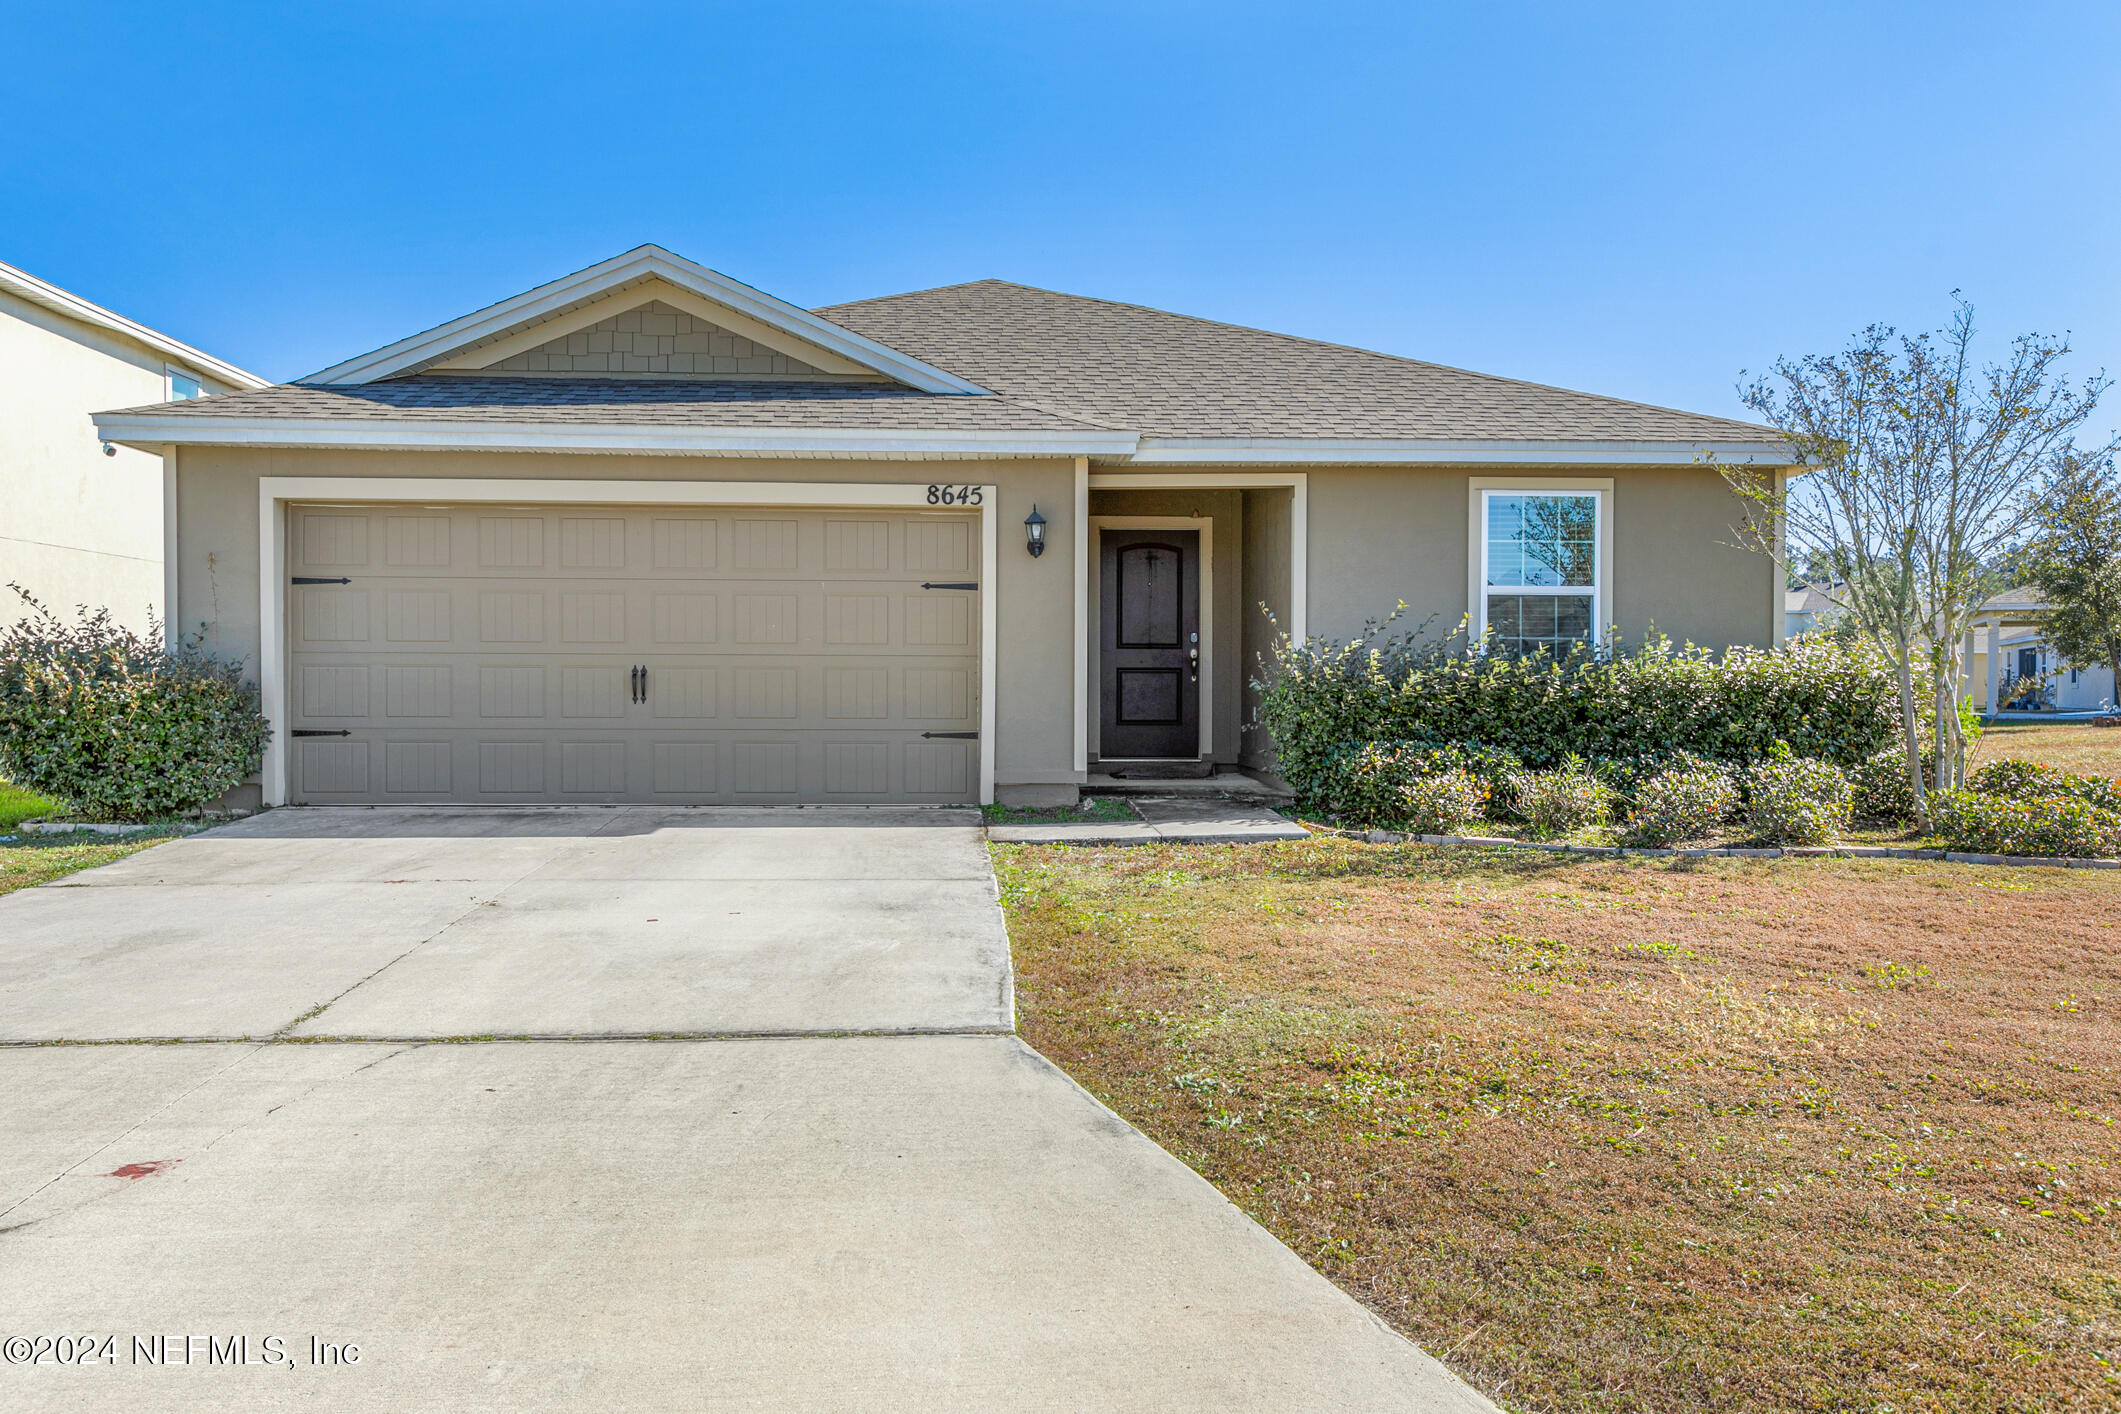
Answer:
(639, 666, 648, 704)
(1188, 646, 1199, 683)
(630, 665, 642, 704)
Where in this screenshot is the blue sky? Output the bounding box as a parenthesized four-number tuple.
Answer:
(4, 2, 2115, 425)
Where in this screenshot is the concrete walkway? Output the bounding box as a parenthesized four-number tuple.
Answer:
(0, 808, 1492, 1412)
(987, 797, 1310, 845)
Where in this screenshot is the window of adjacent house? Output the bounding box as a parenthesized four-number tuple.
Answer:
(1479, 489, 1602, 657)
(168, 369, 203, 400)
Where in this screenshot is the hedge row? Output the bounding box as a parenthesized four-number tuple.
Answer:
(1254, 628, 1902, 813)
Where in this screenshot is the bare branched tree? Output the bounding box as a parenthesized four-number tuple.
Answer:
(1721, 297, 2113, 815)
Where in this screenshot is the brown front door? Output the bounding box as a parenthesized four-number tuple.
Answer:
(1099, 529, 1200, 759)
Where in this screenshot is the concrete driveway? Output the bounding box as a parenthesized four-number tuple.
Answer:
(0, 808, 1493, 1413)
(0, 807, 1010, 1040)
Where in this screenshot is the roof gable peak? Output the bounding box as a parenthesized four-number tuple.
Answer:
(303, 245, 989, 395)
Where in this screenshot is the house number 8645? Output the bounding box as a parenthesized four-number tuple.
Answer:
(926, 484, 984, 506)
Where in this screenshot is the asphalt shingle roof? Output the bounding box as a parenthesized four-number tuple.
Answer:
(817, 280, 1782, 444)
(107, 279, 1784, 449)
(105, 376, 1111, 432)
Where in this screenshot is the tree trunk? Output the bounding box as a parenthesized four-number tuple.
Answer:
(1896, 657, 1926, 817)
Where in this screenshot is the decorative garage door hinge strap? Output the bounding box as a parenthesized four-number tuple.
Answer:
(292, 576, 351, 585)
(920, 581, 978, 591)
(291, 729, 352, 737)
(920, 731, 979, 739)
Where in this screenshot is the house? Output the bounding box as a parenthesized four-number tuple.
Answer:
(1965, 587, 2116, 715)
(91, 245, 1794, 808)
(1784, 581, 1845, 638)
(1, 261, 264, 632)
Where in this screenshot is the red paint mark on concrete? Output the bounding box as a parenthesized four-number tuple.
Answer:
(106, 1160, 179, 1180)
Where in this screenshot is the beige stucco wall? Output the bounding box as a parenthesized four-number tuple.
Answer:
(168, 449, 1775, 804)
(167, 446, 1082, 802)
(0, 291, 240, 633)
(1303, 464, 1775, 652)
(1239, 486, 1294, 771)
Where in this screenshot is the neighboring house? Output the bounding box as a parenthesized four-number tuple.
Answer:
(1965, 586, 2116, 715)
(1784, 580, 1846, 638)
(92, 244, 1795, 809)
(0, 261, 264, 632)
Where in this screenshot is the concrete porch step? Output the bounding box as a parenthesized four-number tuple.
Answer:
(989, 798, 1310, 846)
(1083, 771, 1294, 802)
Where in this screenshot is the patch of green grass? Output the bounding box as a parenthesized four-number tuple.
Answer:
(0, 781, 62, 833)
(982, 796, 1138, 827)
(0, 832, 182, 897)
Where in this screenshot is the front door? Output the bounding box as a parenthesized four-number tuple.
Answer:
(1098, 529, 1200, 759)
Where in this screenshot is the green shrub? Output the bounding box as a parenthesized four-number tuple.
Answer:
(1506, 757, 1611, 838)
(1251, 618, 1898, 812)
(1742, 752, 1852, 845)
(1968, 759, 2121, 813)
(0, 590, 270, 821)
(1930, 788, 2121, 859)
(1851, 742, 1936, 823)
(1400, 769, 1488, 836)
(1624, 762, 1738, 845)
(1316, 740, 1519, 826)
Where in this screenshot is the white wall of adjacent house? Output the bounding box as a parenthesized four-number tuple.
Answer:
(0, 289, 234, 634)
(1964, 637, 2117, 713)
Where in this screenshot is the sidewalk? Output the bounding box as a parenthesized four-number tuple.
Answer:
(987, 798, 1309, 845)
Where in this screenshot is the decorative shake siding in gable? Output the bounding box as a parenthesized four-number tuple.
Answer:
(486, 300, 826, 376)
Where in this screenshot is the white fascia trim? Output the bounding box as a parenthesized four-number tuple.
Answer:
(0, 260, 268, 389)
(94, 413, 1139, 459)
(300, 245, 992, 395)
(1130, 437, 1794, 466)
(255, 476, 999, 806)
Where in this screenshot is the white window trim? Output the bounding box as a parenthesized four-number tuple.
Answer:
(166, 365, 205, 401)
(255, 477, 997, 807)
(1467, 476, 1614, 651)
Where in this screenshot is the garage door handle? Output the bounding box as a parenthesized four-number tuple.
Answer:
(921, 731, 979, 739)
(291, 729, 352, 738)
(630, 665, 643, 704)
(292, 576, 351, 585)
(920, 582, 978, 591)
(640, 666, 648, 703)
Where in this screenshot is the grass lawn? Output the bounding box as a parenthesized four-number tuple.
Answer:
(997, 838, 2119, 1413)
(1975, 722, 2121, 778)
(0, 833, 181, 897)
(0, 781, 62, 833)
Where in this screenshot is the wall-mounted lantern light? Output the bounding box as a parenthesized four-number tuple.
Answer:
(1024, 505, 1047, 558)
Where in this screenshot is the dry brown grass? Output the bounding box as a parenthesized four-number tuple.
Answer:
(1975, 724, 2121, 778)
(998, 840, 2120, 1412)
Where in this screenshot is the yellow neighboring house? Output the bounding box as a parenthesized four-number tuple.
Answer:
(0, 260, 263, 633)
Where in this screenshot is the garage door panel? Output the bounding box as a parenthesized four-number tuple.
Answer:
(287, 503, 980, 805)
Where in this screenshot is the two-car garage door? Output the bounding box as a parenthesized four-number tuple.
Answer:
(285, 502, 981, 804)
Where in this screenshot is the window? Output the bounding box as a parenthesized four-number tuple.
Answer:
(1477, 488, 1603, 657)
(168, 368, 203, 400)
